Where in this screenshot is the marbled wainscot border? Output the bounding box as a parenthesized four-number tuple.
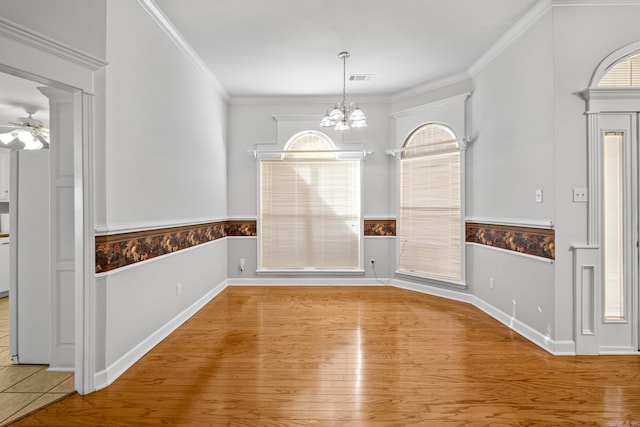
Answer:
(95, 220, 257, 273)
(465, 222, 555, 260)
(364, 219, 396, 237)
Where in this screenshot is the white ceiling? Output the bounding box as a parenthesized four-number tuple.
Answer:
(0, 0, 539, 128)
(154, 0, 539, 97)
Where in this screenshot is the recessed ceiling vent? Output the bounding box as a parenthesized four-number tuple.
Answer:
(348, 74, 373, 82)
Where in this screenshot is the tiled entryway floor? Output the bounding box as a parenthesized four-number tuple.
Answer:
(0, 297, 75, 426)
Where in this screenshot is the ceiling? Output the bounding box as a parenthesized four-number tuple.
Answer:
(154, 0, 539, 97)
(0, 0, 539, 129)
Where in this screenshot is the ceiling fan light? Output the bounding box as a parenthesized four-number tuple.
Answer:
(0, 132, 16, 144)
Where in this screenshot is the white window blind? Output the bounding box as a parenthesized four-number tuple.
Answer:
(598, 52, 640, 87)
(603, 132, 625, 320)
(260, 133, 361, 270)
(398, 123, 462, 282)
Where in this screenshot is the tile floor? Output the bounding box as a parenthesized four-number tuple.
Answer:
(0, 297, 75, 426)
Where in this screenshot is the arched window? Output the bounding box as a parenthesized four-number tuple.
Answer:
(398, 122, 462, 283)
(597, 51, 640, 87)
(260, 131, 361, 270)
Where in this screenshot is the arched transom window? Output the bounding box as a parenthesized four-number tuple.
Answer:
(597, 51, 640, 87)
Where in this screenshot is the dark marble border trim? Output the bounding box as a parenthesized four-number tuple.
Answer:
(465, 222, 555, 260)
(364, 219, 396, 237)
(95, 220, 257, 273)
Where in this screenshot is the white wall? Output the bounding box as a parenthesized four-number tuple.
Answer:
(551, 4, 640, 343)
(104, 1, 227, 228)
(0, 0, 106, 59)
(227, 99, 394, 279)
(466, 11, 556, 338)
(95, 0, 229, 381)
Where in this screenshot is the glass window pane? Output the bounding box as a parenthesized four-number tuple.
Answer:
(603, 131, 625, 320)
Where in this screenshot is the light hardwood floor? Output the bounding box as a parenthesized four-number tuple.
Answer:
(10, 286, 640, 426)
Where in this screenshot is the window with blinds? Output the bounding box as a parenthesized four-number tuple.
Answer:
(598, 52, 640, 87)
(398, 123, 462, 282)
(259, 132, 361, 270)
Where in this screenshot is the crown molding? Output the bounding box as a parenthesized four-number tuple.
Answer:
(230, 95, 390, 105)
(553, 0, 640, 5)
(390, 93, 471, 119)
(137, 0, 230, 102)
(389, 71, 471, 104)
(0, 17, 107, 71)
(468, 0, 552, 77)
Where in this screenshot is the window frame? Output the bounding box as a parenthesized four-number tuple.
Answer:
(257, 131, 365, 275)
(395, 121, 466, 287)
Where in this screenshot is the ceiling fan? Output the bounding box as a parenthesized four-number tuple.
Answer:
(0, 107, 50, 150)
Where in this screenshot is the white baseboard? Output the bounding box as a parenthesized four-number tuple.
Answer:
(600, 346, 638, 355)
(94, 280, 229, 391)
(391, 278, 576, 356)
(392, 278, 473, 304)
(227, 277, 390, 286)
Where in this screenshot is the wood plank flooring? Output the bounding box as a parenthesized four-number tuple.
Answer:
(10, 286, 640, 426)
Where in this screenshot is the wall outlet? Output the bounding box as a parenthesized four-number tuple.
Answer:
(535, 189, 543, 203)
(573, 187, 588, 202)
(489, 277, 495, 289)
(176, 283, 182, 296)
(240, 258, 245, 272)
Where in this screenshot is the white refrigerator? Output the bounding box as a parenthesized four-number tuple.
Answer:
(9, 149, 51, 364)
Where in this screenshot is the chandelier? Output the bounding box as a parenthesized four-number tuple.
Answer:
(320, 51, 366, 131)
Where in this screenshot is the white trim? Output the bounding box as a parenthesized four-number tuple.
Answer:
(599, 346, 639, 354)
(472, 295, 562, 355)
(466, 242, 555, 264)
(256, 269, 366, 276)
(394, 271, 467, 289)
(76, 92, 96, 394)
(227, 278, 388, 286)
(465, 216, 554, 229)
(0, 17, 107, 71)
(364, 235, 396, 239)
(94, 279, 229, 391)
(390, 72, 471, 104)
(95, 238, 227, 278)
(468, 0, 552, 77)
(553, 0, 640, 5)
(94, 217, 230, 235)
(390, 93, 471, 119)
(230, 95, 390, 106)
(136, 0, 229, 102)
(391, 278, 472, 304)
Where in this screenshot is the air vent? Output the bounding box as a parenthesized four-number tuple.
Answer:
(348, 74, 373, 82)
